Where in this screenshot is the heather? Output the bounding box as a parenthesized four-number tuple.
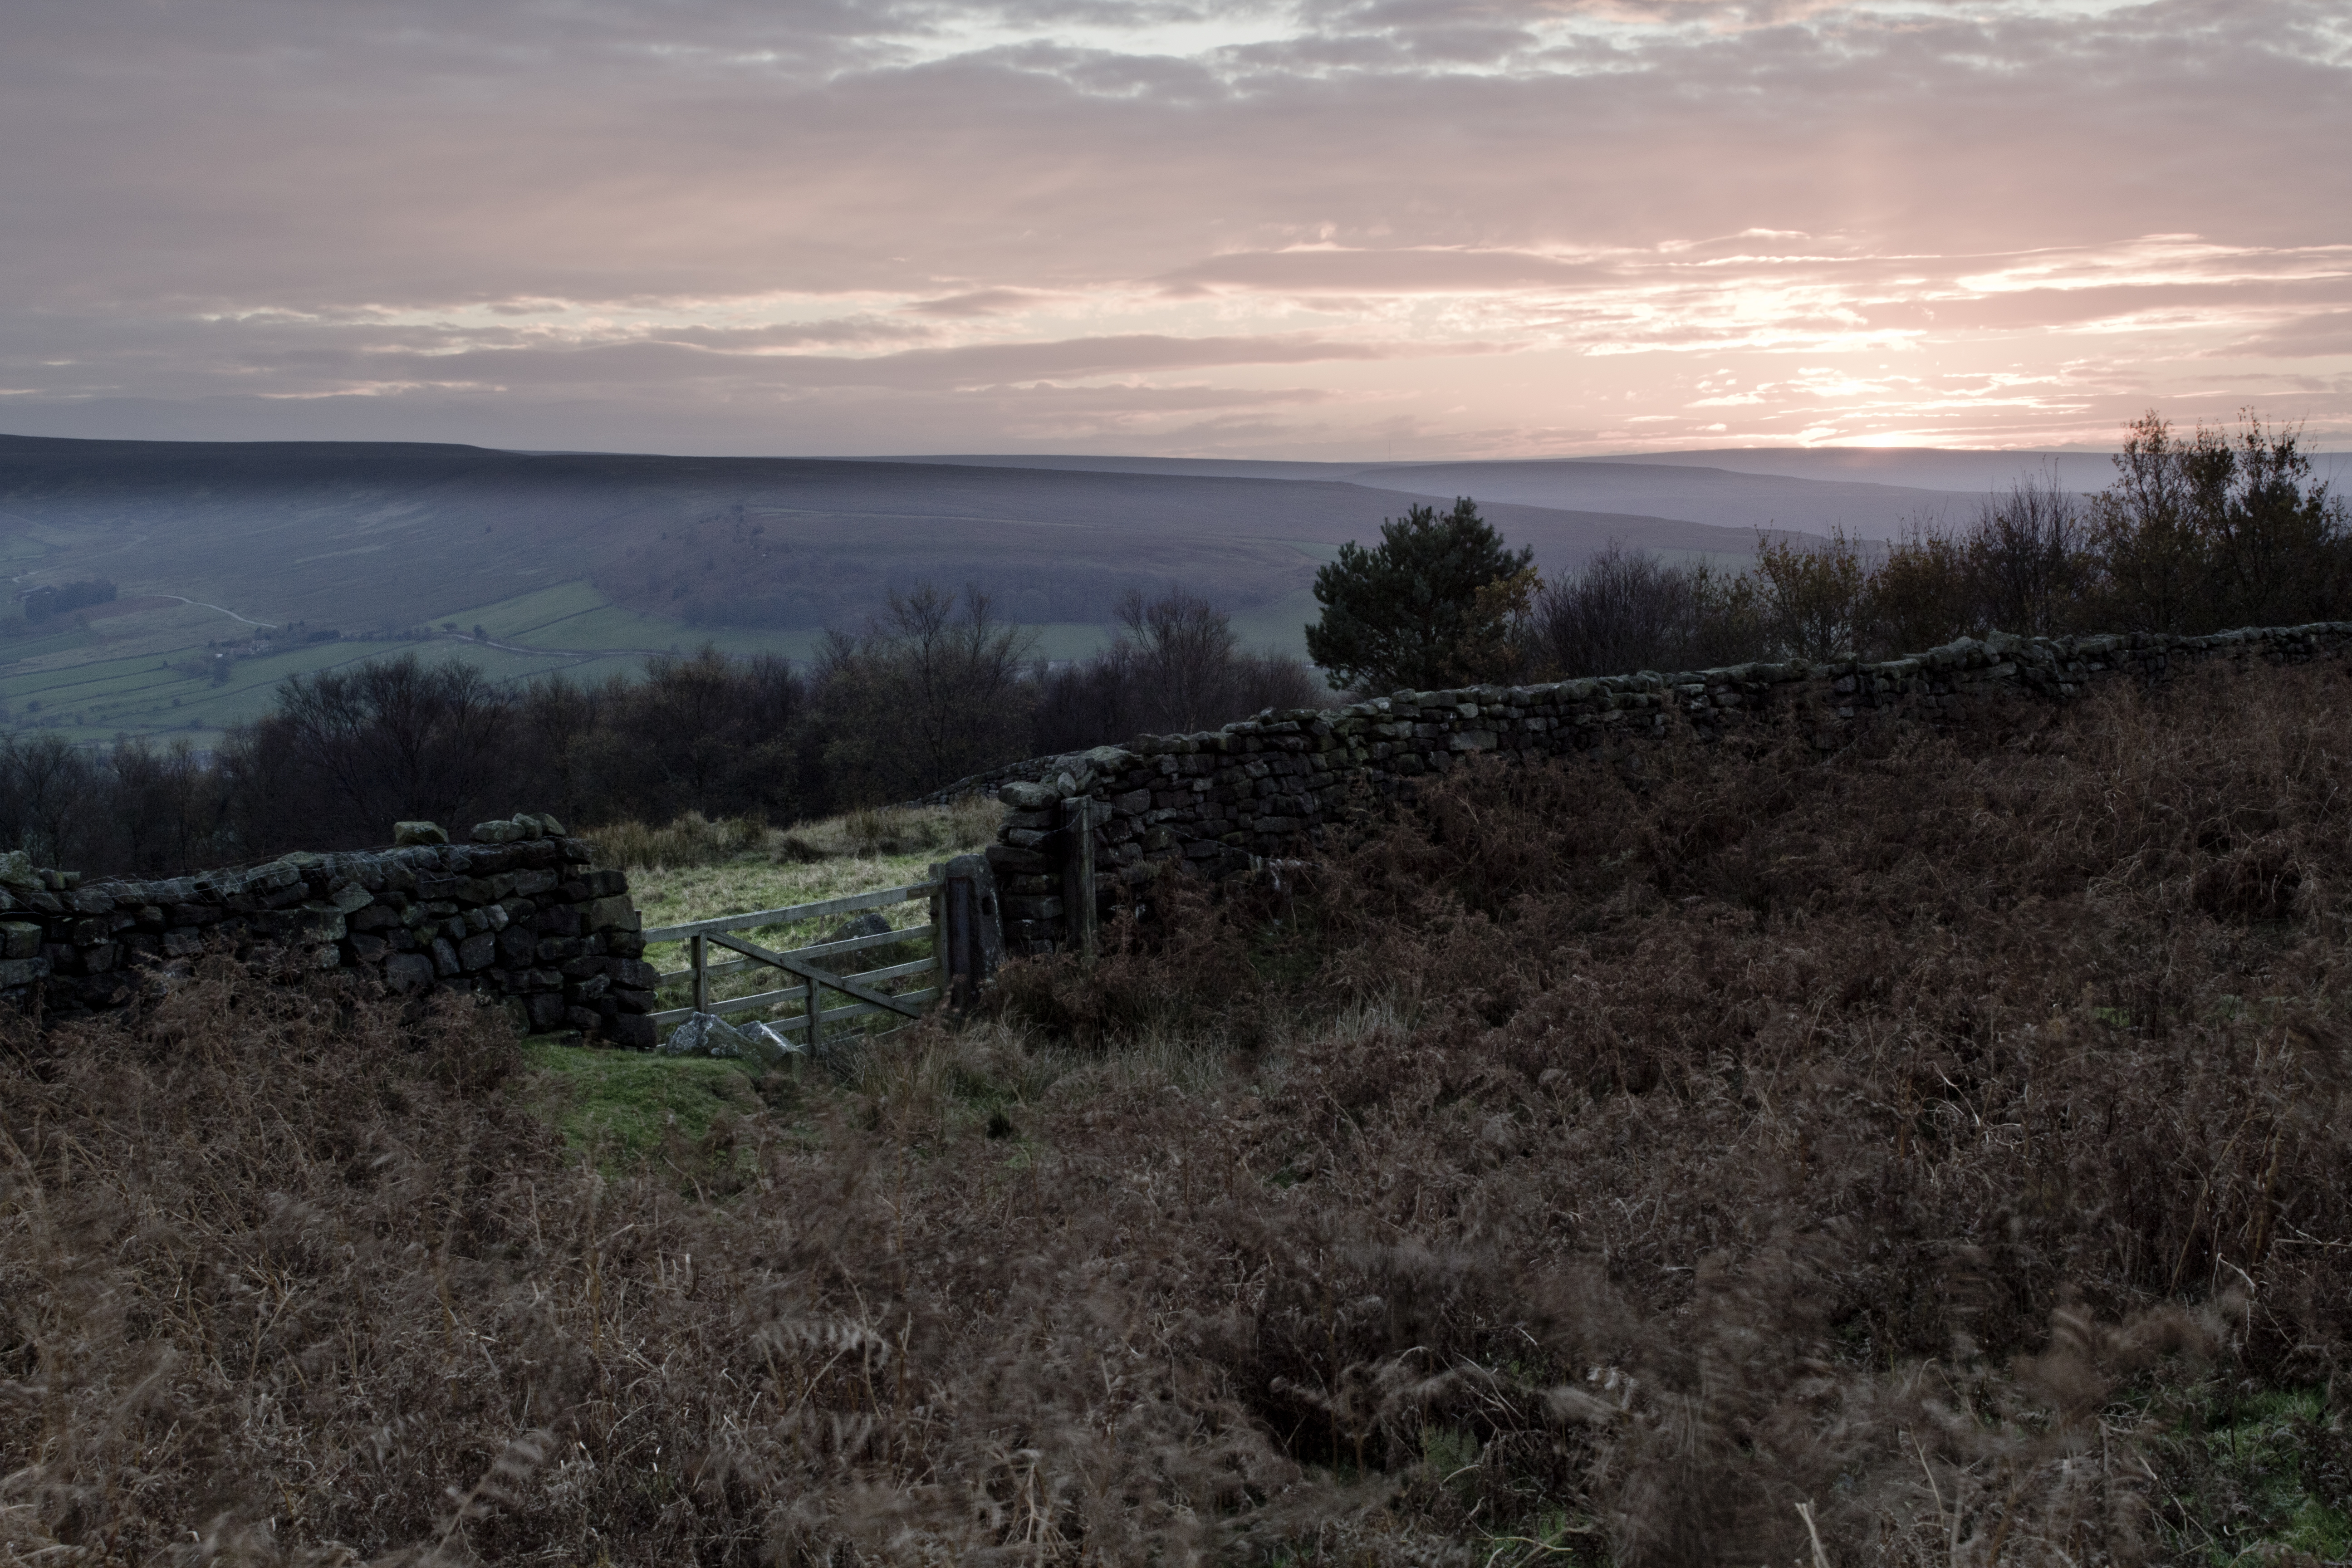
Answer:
(9, 661, 2352, 1563)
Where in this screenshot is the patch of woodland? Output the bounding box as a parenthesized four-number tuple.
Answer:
(0, 587, 1315, 880)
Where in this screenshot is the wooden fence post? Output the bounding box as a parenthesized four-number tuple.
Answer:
(1062, 794, 1098, 963)
(690, 933, 709, 1014)
(931, 864, 951, 1009)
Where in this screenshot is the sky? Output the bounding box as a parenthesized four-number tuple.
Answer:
(3, 0, 2348, 460)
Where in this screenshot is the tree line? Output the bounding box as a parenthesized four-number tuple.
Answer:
(1307, 409, 2349, 691)
(0, 585, 1317, 877)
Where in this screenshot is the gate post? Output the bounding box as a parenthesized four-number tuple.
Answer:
(940, 852, 1004, 1007)
(1061, 795, 1098, 963)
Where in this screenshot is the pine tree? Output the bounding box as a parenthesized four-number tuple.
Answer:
(1304, 498, 1535, 692)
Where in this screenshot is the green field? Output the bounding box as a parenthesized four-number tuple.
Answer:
(0, 575, 1325, 746)
(0, 603, 648, 747)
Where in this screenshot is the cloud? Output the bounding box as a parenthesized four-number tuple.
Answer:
(1154, 247, 1619, 296)
(902, 288, 1067, 317)
(0, 0, 2346, 453)
(2223, 312, 2352, 361)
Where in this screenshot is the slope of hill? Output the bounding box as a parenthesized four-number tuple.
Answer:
(1600, 444, 2352, 495)
(9, 662, 2349, 1562)
(1365, 458, 1971, 536)
(0, 434, 1795, 742)
(902, 451, 1984, 535)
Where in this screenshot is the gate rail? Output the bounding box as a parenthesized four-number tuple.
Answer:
(645, 878, 945, 1039)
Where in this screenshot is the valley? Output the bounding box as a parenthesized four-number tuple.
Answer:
(0, 432, 2227, 746)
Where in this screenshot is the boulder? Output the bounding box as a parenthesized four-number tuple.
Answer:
(0, 851, 39, 890)
(739, 1020, 803, 1070)
(999, 780, 1059, 811)
(470, 818, 528, 844)
(831, 911, 892, 942)
(392, 821, 447, 846)
(662, 1011, 750, 1057)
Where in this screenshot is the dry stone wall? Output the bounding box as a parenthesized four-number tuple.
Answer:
(980, 622, 2352, 954)
(0, 819, 658, 1045)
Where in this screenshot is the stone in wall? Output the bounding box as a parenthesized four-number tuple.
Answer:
(0, 814, 658, 1046)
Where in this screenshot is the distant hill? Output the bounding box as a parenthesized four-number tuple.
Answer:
(1585, 445, 2352, 495)
(27, 431, 2307, 747)
(0, 433, 1803, 744)
(0, 436, 1774, 635)
(901, 450, 1981, 530)
(1360, 459, 1971, 536)
(905, 446, 2352, 523)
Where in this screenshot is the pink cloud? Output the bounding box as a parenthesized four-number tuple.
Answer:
(0, 0, 2345, 453)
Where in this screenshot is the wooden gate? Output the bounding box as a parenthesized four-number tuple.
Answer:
(643, 858, 999, 1043)
(647, 879, 941, 1041)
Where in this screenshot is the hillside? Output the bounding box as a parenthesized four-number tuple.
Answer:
(0, 434, 1813, 744)
(7, 659, 2351, 1562)
(0, 436, 1794, 634)
(22, 432, 2305, 749)
(902, 449, 1989, 532)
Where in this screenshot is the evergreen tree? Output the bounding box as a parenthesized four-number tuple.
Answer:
(1305, 498, 1535, 693)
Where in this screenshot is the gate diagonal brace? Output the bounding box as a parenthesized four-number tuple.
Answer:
(707, 931, 926, 1019)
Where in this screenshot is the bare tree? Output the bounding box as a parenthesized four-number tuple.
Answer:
(0, 732, 99, 866)
(1534, 542, 1699, 676)
(817, 585, 1039, 802)
(1969, 471, 2090, 637)
(2092, 411, 2226, 633)
(230, 655, 516, 848)
(1532, 543, 1771, 677)
(1117, 588, 1240, 735)
(1033, 588, 1320, 753)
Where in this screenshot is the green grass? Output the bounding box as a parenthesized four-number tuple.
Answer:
(627, 834, 964, 1022)
(0, 579, 684, 744)
(0, 627, 627, 742)
(446, 580, 609, 640)
(0, 582, 727, 742)
(0, 623, 98, 663)
(519, 1038, 763, 1164)
(2160, 1386, 2352, 1562)
(436, 581, 820, 661)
